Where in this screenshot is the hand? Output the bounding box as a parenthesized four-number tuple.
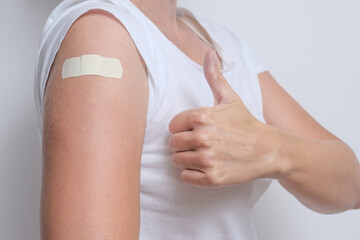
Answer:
(168, 50, 286, 188)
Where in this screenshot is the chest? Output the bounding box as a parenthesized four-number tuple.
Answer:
(142, 53, 263, 153)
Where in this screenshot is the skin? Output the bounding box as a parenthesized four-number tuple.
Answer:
(41, 10, 148, 239)
(41, 0, 360, 239)
(168, 50, 360, 214)
(41, 1, 215, 238)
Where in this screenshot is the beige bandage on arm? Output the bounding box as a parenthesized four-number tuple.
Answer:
(61, 54, 123, 80)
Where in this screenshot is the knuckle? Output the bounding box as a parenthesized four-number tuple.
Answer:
(198, 150, 214, 167)
(192, 130, 210, 147)
(190, 108, 212, 126)
(200, 106, 212, 111)
(205, 171, 222, 187)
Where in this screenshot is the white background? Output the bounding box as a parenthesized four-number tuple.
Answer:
(1, 0, 359, 239)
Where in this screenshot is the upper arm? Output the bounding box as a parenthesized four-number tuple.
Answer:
(41, 10, 148, 239)
(257, 71, 339, 140)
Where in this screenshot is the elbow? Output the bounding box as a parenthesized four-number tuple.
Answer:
(348, 177, 360, 211)
(313, 185, 360, 214)
(347, 143, 360, 211)
(353, 187, 360, 210)
(351, 195, 360, 210)
(354, 163, 360, 210)
(351, 178, 360, 210)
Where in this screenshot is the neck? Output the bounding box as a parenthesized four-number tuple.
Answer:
(130, 0, 179, 29)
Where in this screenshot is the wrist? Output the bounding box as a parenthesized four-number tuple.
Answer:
(260, 123, 295, 180)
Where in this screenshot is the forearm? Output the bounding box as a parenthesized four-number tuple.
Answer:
(273, 128, 360, 214)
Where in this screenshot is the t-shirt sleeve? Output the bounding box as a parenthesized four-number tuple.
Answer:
(245, 42, 268, 75)
(221, 26, 268, 75)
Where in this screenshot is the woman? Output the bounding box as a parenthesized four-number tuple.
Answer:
(34, 0, 360, 239)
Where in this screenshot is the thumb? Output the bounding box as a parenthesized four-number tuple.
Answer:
(203, 49, 239, 106)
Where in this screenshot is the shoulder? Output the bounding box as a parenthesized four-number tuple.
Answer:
(196, 15, 265, 71)
(56, 9, 145, 65)
(48, 8, 148, 88)
(44, 8, 149, 136)
(196, 16, 240, 44)
(195, 15, 252, 59)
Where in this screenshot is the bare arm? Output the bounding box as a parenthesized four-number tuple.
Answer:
(258, 71, 360, 214)
(41, 10, 148, 239)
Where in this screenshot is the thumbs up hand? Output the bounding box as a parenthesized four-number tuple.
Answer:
(168, 50, 286, 188)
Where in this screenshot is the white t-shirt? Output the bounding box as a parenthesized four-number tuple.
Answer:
(34, 0, 272, 239)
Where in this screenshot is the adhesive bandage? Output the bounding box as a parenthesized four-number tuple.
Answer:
(61, 54, 123, 80)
